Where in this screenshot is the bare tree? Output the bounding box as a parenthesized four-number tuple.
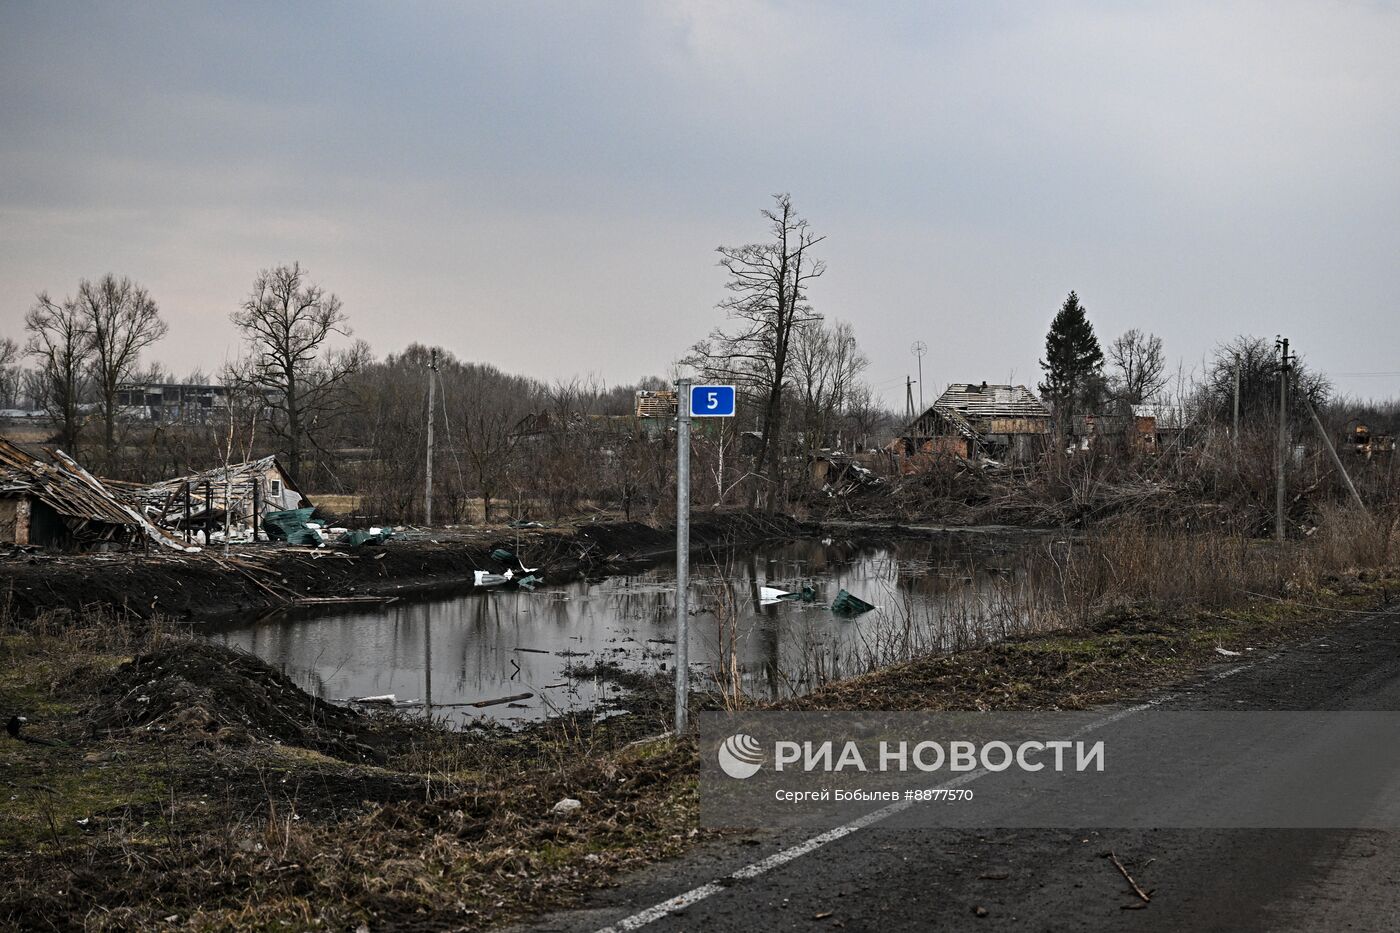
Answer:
(0, 338, 21, 409)
(19, 368, 46, 412)
(24, 292, 92, 450)
(232, 262, 368, 483)
(215, 360, 264, 553)
(686, 193, 825, 508)
(74, 274, 168, 468)
(1107, 328, 1168, 407)
(841, 382, 893, 451)
(458, 366, 536, 522)
(791, 318, 869, 450)
(131, 361, 173, 385)
(1203, 335, 1330, 425)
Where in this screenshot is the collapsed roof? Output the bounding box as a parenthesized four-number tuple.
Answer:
(903, 384, 1050, 439)
(932, 383, 1051, 421)
(635, 390, 678, 419)
(0, 437, 193, 550)
(136, 456, 303, 527)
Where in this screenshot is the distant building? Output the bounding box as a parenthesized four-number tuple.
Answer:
(1075, 403, 1192, 454)
(634, 390, 677, 419)
(635, 390, 677, 437)
(893, 382, 1051, 465)
(1344, 423, 1395, 459)
(115, 383, 230, 422)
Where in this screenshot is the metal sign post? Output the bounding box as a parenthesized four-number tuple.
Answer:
(674, 382, 735, 732)
(674, 380, 692, 731)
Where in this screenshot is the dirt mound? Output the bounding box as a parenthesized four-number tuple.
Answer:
(92, 641, 384, 762)
(564, 513, 807, 560)
(3, 511, 814, 624)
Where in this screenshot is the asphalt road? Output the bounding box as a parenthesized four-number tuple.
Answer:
(531, 604, 1400, 933)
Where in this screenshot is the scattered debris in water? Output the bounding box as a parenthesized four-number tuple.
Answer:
(468, 692, 534, 709)
(474, 570, 509, 588)
(831, 589, 876, 615)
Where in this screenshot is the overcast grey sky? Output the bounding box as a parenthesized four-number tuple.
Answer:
(3, 1, 1398, 406)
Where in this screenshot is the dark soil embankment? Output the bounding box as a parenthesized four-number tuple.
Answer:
(1, 625, 697, 932)
(0, 511, 808, 623)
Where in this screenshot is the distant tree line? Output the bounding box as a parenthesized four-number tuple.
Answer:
(6, 198, 1387, 528)
(1035, 291, 1334, 431)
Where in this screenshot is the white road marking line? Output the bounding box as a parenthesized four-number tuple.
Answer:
(594, 650, 1288, 932)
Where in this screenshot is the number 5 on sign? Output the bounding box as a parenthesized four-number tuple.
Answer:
(690, 385, 736, 417)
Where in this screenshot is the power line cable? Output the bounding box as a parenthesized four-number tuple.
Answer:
(1329, 371, 1400, 377)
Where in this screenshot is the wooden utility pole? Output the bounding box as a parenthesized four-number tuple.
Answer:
(425, 348, 438, 527)
(251, 479, 261, 542)
(1275, 336, 1291, 542)
(905, 376, 916, 421)
(1232, 355, 1241, 442)
(1304, 394, 1366, 512)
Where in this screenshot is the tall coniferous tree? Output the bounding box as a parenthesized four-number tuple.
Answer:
(1038, 291, 1105, 432)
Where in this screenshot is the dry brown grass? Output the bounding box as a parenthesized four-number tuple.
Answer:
(304, 492, 363, 517)
(780, 508, 1400, 691)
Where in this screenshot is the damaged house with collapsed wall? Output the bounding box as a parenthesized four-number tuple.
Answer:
(892, 383, 1052, 467)
(134, 456, 311, 542)
(0, 437, 191, 550)
(1073, 404, 1191, 455)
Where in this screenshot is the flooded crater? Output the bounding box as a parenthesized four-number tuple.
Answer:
(203, 531, 1057, 726)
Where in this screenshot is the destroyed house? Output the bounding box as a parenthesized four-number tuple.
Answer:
(897, 383, 1051, 463)
(635, 390, 677, 438)
(138, 457, 309, 535)
(1344, 423, 1395, 459)
(809, 450, 881, 495)
(0, 437, 186, 550)
(634, 390, 677, 419)
(1075, 410, 1158, 454)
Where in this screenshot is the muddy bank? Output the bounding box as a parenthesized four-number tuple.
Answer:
(0, 511, 810, 623)
(1, 620, 692, 933)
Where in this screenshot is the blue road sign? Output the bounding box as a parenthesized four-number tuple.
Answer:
(690, 384, 737, 417)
